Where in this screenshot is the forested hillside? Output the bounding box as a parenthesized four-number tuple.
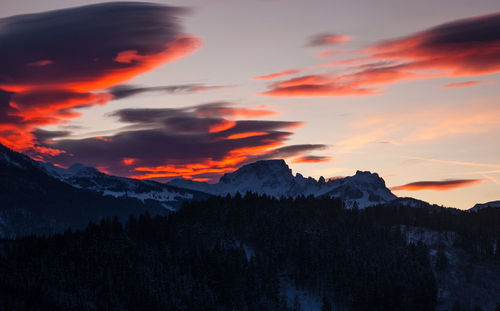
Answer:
(0, 195, 439, 310)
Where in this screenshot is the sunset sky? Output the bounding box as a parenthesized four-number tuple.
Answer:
(1, 0, 499, 209)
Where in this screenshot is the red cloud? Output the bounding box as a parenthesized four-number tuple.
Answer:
(122, 158, 136, 165)
(369, 13, 500, 77)
(259, 73, 380, 97)
(194, 103, 278, 118)
(259, 65, 422, 97)
(252, 69, 301, 80)
(441, 81, 485, 88)
(10, 90, 112, 123)
(260, 83, 378, 97)
(208, 119, 237, 133)
(260, 12, 500, 97)
(292, 155, 332, 163)
(391, 179, 483, 191)
(42, 103, 317, 182)
(60, 35, 201, 93)
(226, 132, 268, 140)
(129, 141, 287, 181)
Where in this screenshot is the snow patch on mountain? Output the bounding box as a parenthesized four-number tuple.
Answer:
(38, 162, 202, 210)
(470, 200, 500, 212)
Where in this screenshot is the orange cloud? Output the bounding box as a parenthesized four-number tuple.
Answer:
(367, 13, 500, 77)
(129, 141, 284, 180)
(0, 3, 202, 157)
(195, 104, 278, 119)
(260, 12, 500, 97)
(45, 102, 311, 182)
(208, 119, 237, 133)
(0, 91, 114, 153)
(62, 35, 202, 93)
(441, 80, 485, 88)
(258, 73, 377, 97)
(122, 158, 137, 165)
(226, 132, 268, 140)
(252, 69, 301, 80)
(307, 33, 351, 46)
(391, 179, 483, 191)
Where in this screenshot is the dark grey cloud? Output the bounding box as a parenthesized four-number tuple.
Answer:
(41, 102, 307, 179)
(0, 2, 200, 154)
(0, 2, 191, 89)
(109, 84, 201, 100)
(32, 129, 71, 142)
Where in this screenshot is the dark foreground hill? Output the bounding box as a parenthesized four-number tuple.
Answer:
(1, 195, 499, 310)
(0, 195, 437, 311)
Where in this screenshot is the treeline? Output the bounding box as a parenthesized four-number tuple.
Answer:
(364, 204, 500, 260)
(0, 194, 439, 310)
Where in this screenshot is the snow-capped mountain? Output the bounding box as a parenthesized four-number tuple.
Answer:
(39, 162, 208, 211)
(0, 143, 167, 237)
(469, 200, 500, 212)
(169, 159, 397, 209)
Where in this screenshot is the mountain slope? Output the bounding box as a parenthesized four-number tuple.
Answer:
(169, 159, 397, 208)
(39, 162, 209, 211)
(0, 144, 166, 237)
(469, 200, 500, 212)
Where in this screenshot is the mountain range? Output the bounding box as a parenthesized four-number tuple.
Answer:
(169, 159, 397, 209)
(0, 143, 495, 237)
(0, 143, 204, 237)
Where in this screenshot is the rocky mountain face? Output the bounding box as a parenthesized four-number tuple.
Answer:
(169, 159, 397, 209)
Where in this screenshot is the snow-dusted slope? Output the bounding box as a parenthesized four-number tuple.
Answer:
(169, 160, 397, 209)
(38, 162, 208, 210)
(0, 143, 168, 237)
(469, 200, 500, 212)
(322, 170, 396, 209)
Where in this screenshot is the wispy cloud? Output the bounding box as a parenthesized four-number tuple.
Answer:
(109, 84, 232, 100)
(391, 179, 484, 191)
(306, 33, 351, 46)
(259, 12, 500, 97)
(252, 69, 301, 80)
(441, 81, 487, 89)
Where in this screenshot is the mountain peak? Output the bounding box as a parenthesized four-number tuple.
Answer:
(219, 159, 293, 184)
(168, 159, 397, 208)
(351, 170, 386, 186)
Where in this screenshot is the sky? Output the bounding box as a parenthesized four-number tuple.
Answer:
(0, 0, 499, 209)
